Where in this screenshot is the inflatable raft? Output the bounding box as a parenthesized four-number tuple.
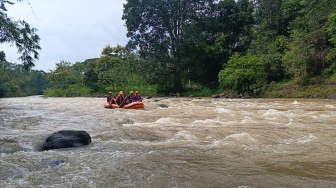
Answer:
(104, 101, 144, 109)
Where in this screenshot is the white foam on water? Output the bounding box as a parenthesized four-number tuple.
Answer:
(319, 114, 330, 118)
(292, 101, 300, 105)
(155, 117, 178, 124)
(238, 186, 249, 188)
(192, 119, 223, 126)
(241, 116, 256, 123)
(297, 134, 317, 144)
(175, 130, 196, 140)
(122, 122, 141, 127)
(263, 109, 279, 115)
(214, 107, 230, 113)
(224, 132, 257, 143)
(165, 130, 198, 144)
(211, 133, 257, 147)
(284, 112, 297, 124)
(283, 133, 317, 145)
(211, 139, 229, 146)
(311, 113, 329, 119)
(311, 115, 319, 119)
(325, 104, 336, 108)
(263, 109, 282, 120)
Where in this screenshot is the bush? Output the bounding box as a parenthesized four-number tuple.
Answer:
(183, 83, 216, 97)
(218, 54, 267, 95)
(44, 84, 92, 97)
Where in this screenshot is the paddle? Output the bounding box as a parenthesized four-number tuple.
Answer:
(118, 98, 127, 108)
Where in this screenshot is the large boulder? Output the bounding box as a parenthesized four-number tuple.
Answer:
(41, 130, 91, 151)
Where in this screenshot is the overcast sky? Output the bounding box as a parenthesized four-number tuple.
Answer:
(2, 0, 128, 71)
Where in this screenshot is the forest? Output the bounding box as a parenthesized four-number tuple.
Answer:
(1, 0, 336, 98)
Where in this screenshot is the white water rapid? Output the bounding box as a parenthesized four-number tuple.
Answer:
(1, 96, 336, 187)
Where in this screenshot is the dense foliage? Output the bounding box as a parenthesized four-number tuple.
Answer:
(0, 54, 48, 97)
(2, 0, 336, 98)
(0, 0, 41, 69)
(122, 0, 253, 92)
(44, 45, 158, 97)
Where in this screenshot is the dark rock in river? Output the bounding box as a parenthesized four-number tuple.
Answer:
(158, 104, 169, 108)
(41, 130, 91, 151)
(42, 158, 65, 167)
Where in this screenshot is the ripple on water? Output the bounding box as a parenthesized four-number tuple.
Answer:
(155, 117, 179, 124)
(165, 130, 198, 145)
(214, 107, 230, 113)
(192, 119, 223, 127)
(1, 97, 336, 187)
(282, 133, 317, 145)
(210, 132, 257, 148)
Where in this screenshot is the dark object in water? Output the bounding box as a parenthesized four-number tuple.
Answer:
(41, 130, 91, 151)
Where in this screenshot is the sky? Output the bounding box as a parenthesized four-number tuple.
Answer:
(1, 0, 128, 71)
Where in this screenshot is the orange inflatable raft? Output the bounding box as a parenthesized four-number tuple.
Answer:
(104, 101, 144, 109)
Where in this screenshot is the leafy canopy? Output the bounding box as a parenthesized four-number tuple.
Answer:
(0, 0, 41, 69)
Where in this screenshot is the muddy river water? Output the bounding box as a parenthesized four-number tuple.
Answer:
(0, 96, 336, 187)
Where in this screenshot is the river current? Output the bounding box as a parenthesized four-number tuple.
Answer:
(0, 96, 336, 187)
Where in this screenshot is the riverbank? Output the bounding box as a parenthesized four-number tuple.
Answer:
(264, 79, 336, 99)
(38, 76, 336, 99)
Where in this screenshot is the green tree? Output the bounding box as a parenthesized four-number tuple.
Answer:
(326, 13, 336, 65)
(95, 45, 130, 90)
(47, 61, 81, 89)
(123, 0, 255, 91)
(0, 58, 48, 97)
(28, 70, 48, 95)
(282, 0, 336, 78)
(263, 36, 288, 82)
(250, 0, 302, 55)
(218, 54, 266, 94)
(45, 60, 91, 97)
(83, 58, 100, 92)
(186, 0, 254, 86)
(123, 0, 215, 92)
(0, 0, 41, 69)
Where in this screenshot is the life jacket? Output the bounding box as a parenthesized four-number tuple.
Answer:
(107, 95, 115, 102)
(133, 95, 142, 102)
(116, 95, 124, 105)
(127, 95, 134, 101)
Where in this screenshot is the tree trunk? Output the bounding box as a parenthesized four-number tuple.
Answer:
(173, 59, 183, 92)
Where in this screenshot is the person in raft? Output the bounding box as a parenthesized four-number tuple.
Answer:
(125, 91, 135, 104)
(116, 91, 126, 107)
(132, 91, 143, 102)
(107, 91, 116, 104)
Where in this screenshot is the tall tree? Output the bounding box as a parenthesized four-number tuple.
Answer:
(0, 60, 48, 97)
(0, 0, 40, 69)
(123, 0, 215, 92)
(83, 58, 99, 92)
(47, 61, 83, 89)
(187, 0, 254, 85)
(95, 45, 130, 90)
(326, 13, 336, 65)
(283, 0, 336, 78)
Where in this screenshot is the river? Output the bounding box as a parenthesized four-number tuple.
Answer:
(0, 96, 336, 187)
